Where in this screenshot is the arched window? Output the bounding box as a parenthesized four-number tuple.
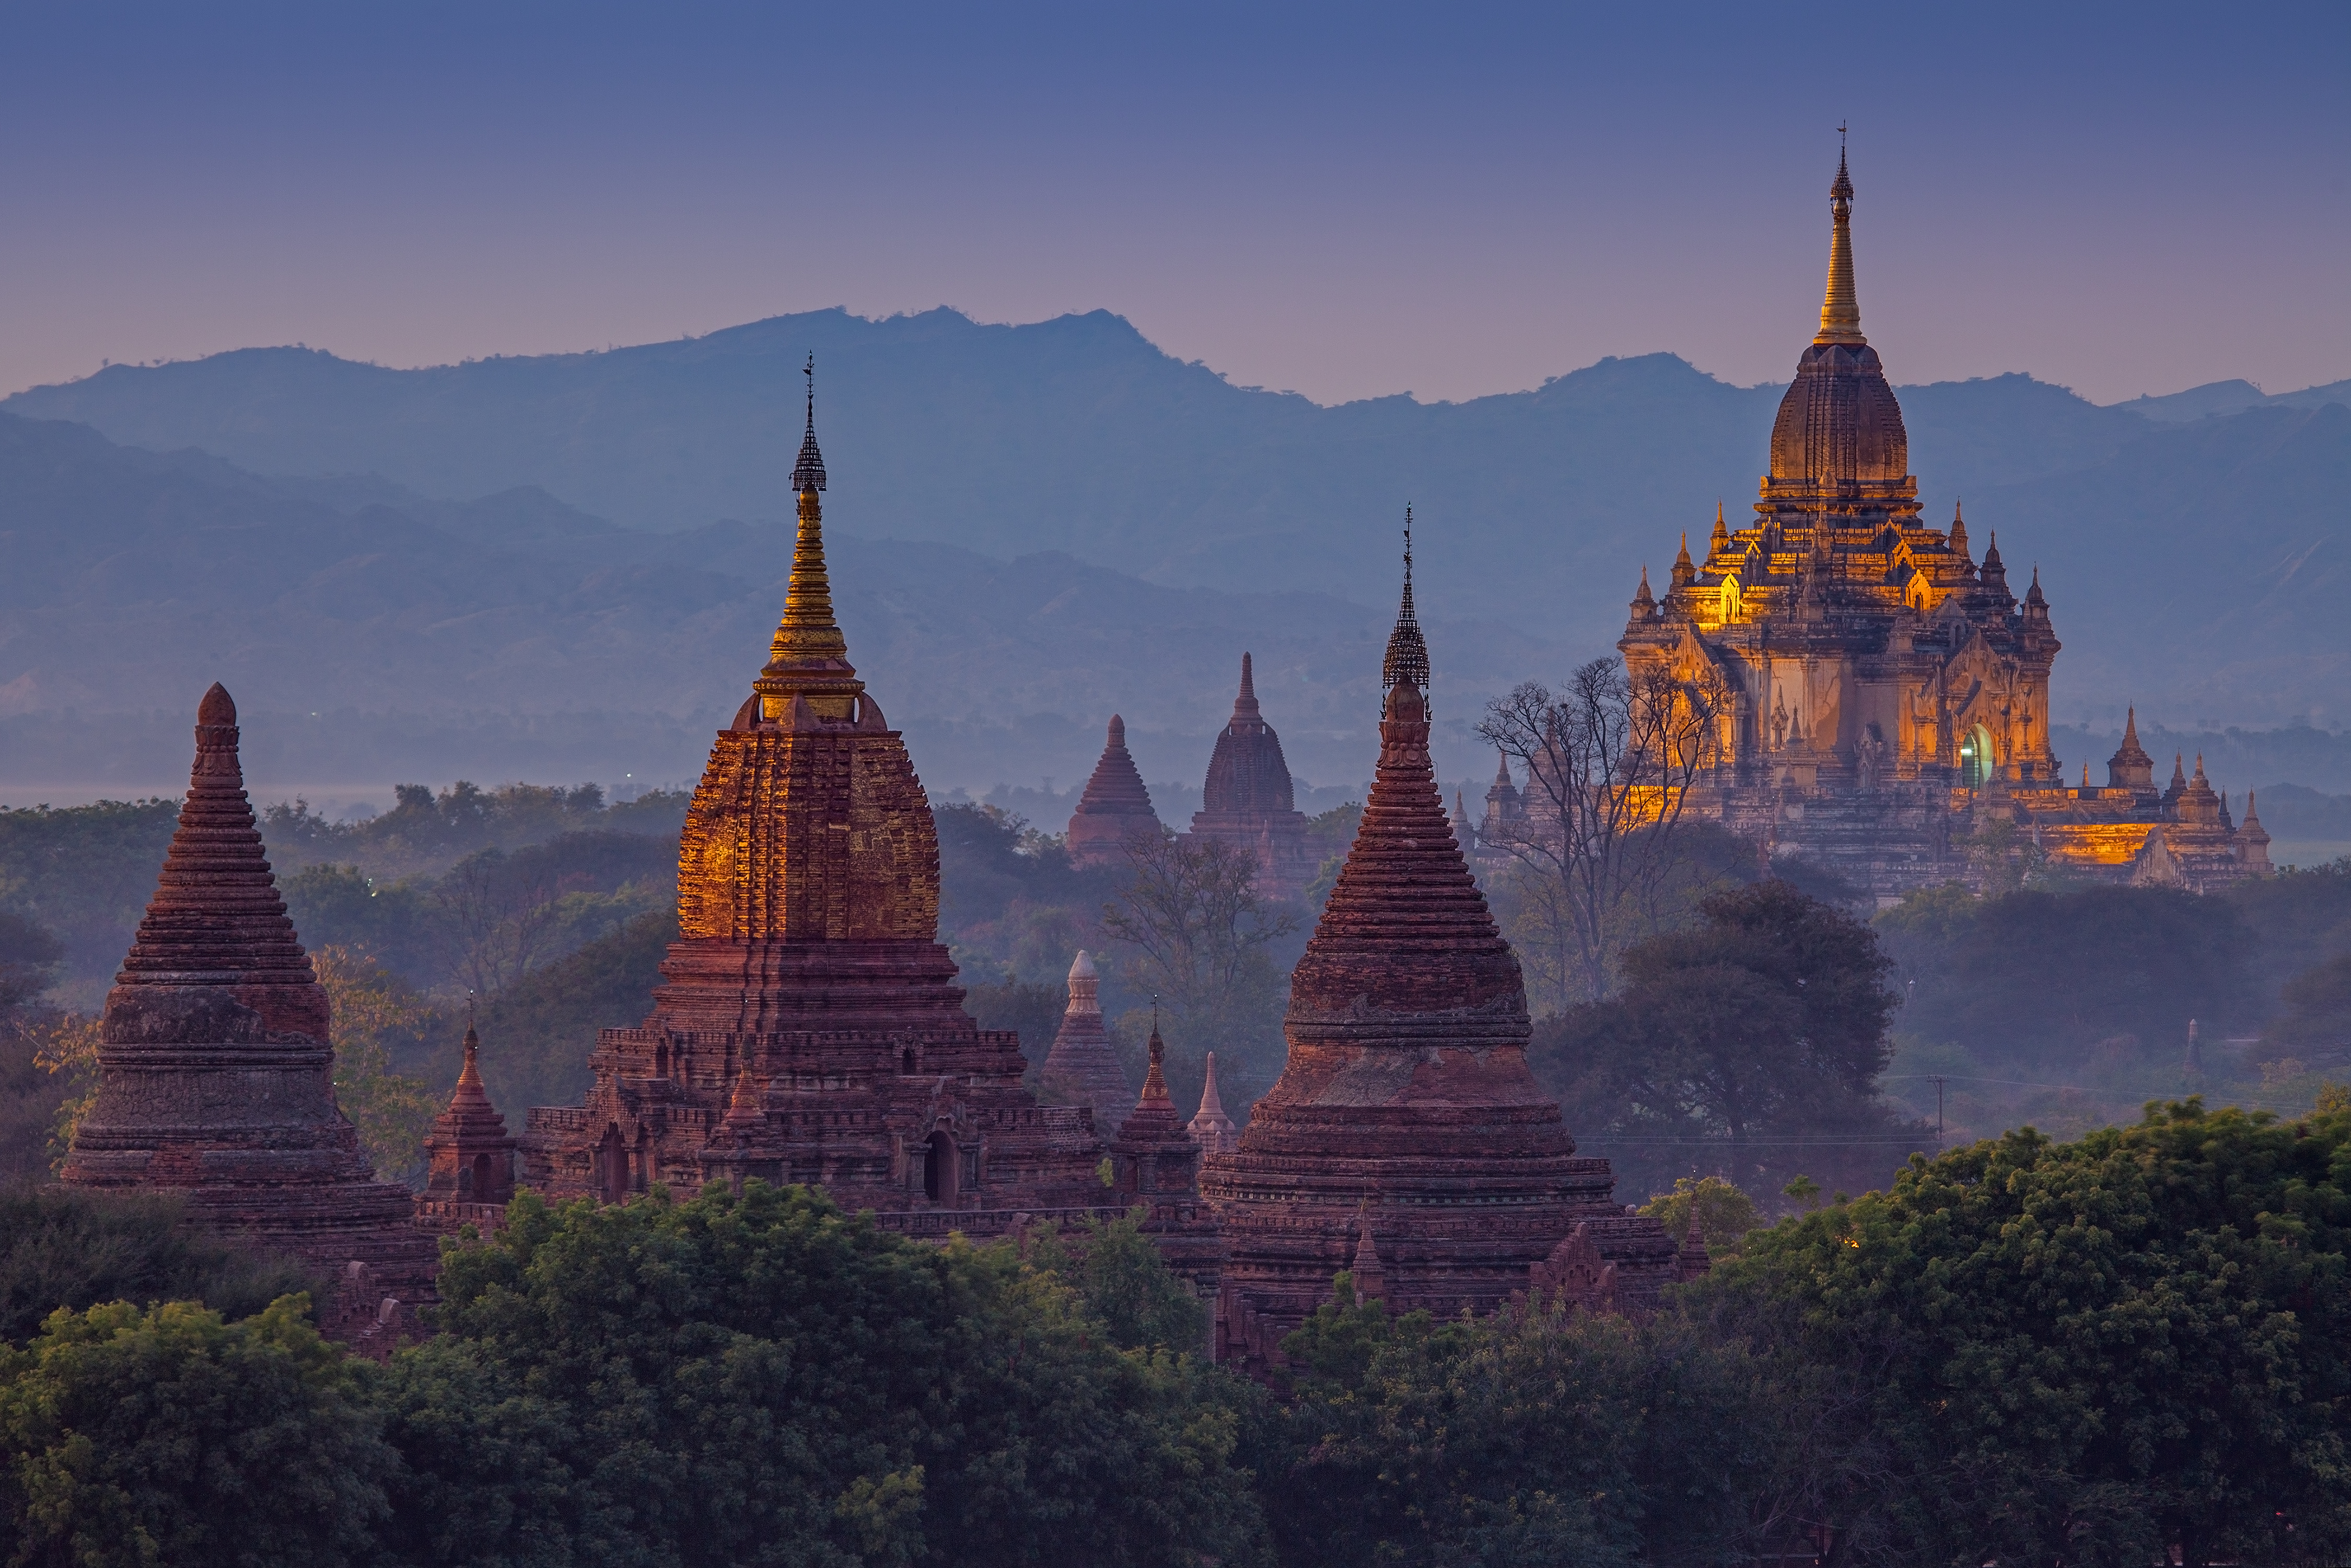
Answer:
(1718, 578, 1741, 623)
(923, 1130, 955, 1202)
(472, 1152, 496, 1200)
(901, 1046, 917, 1075)
(598, 1124, 629, 1204)
(1959, 724, 1995, 790)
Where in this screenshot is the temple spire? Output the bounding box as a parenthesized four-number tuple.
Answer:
(1189, 1050, 1237, 1153)
(1382, 505, 1431, 693)
(1815, 140, 1865, 345)
(756, 356, 861, 719)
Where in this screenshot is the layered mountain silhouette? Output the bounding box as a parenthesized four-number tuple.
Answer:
(2, 308, 2345, 797)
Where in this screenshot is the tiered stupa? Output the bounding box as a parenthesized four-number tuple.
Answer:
(1188, 1050, 1238, 1154)
(1202, 559, 1684, 1374)
(62, 684, 439, 1332)
(413, 1018, 518, 1235)
(1066, 716, 1162, 866)
(1038, 949, 1133, 1130)
(1191, 653, 1317, 901)
(1106, 1014, 1227, 1294)
(521, 368, 1137, 1236)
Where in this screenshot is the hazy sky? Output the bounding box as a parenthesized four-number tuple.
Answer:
(1, 2, 2344, 407)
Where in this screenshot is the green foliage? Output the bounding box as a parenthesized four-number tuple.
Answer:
(0, 1185, 315, 1346)
(381, 1181, 1269, 1568)
(0, 799, 181, 1002)
(1024, 1211, 1208, 1354)
(1878, 884, 2259, 1066)
(265, 780, 688, 879)
(314, 946, 442, 1183)
(934, 803, 1121, 986)
(0, 913, 63, 1014)
(961, 974, 1065, 1088)
(1267, 1286, 1799, 1567)
(2261, 949, 2351, 1069)
(1532, 880, 1913, 1199)
(1698, 1100, 2351, 1563)
(0, 1026, 66, 1181)
(1637, 1174, 1762, 1252)
(472, 907, 677, 1113)
(0, 1294, 394, 1567)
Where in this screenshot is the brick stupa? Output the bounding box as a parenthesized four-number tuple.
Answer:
(1066, 716, 1162, 866)
(1038, 949, 1132, 1130)
(522, 367, 1139, 1236)
(1190, 653, 1318, 902)
(1105, 1015, 1227, 1294)
(63, 684, 439, 1330)
(413, 1019, 518, 1236)
(1202, 545, 1684, 1373)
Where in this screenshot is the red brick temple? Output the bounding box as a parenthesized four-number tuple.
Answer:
(1038, 949, 1133, 1130)
(1201, 552, 1690, 1373)
(1106, 1016, 1227, 1293)
(521, 369, 1170, 1248)
(1065, 715, 1162, 866)
(412, 1018, 518, 1236)
(62, 683, 439, 1337)
(1190, 653, 1317, 902)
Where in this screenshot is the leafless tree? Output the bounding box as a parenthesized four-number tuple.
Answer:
(436, 848, 575, 995)
(1477, 656, 1730, 1007)
(1102, 831, 1296, 1036)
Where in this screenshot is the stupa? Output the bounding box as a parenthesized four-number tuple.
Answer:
(1038, 949, 1133, 1130)
(521, 365, 1132, 1236)
(1105, 1013, 1227, 1294)
(1188, 1050, 1238, 1154)
(1190, 653, 1317, 901)
(62, 684, 439, 1333)
(1066, 716, 1162, 865)
(413, 1017, 518, 1235)
(1202, 547, 1685, 1374)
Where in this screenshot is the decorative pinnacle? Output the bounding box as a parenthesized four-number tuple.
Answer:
(1815, 138, 1865, 346)
(1382, 504, 1431, 693)
(758, 355, 859, 715)
(789, 353, 827, 494)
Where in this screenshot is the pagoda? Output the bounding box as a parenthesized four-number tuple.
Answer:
(1066, 716, 1162, 865)
(1037, 949, 1133, 1130)
(62, 684, 438, 1334)
(1188, 1050, 1238, 1154)
(520, 366, 1133, 1236)
(413, 1017, 518, 1236)
(1615, 150, 2271, 898)
(1202, 545, 1684, 1374)
(1190, 653, 1316, 901)
(1105, 1014, 1227, 1295)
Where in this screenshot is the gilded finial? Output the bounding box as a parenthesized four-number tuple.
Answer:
(1383, 505, 1431, 693)
(757, 357, 860, 719)
(1814, 136, 1865, 346)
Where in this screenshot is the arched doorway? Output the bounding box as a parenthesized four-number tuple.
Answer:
(598, 1124, 629, 1204)
(923, 1130, 956, 1203)
(471, 1152, 497, 1201)
(1959, 724, 1994, 790)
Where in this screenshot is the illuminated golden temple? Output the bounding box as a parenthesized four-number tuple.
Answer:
(1614, 152, 2271, 898)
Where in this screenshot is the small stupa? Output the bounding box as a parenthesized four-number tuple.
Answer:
(414, 1014, 518, 1233)
(1188, 1050, 1238, 1154)
(1038, 950, 1133, 1132)
(1107, 1011, 1227, 1296)
(1066, 716, 1162, 865)
(63, 684, 439, 1332)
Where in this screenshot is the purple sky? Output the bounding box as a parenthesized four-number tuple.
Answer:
(1, 2, 2344, 408)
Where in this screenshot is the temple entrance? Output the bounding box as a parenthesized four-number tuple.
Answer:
(1959, 724, 1994, 791)
(598, 1124, 629, 1203)
(471, 1152, 496, 1200)
(923, 1130, 955, 1202)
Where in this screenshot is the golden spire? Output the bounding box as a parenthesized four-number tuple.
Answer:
(755, 354, 864, 721)
(1814, 134, 1866, 346)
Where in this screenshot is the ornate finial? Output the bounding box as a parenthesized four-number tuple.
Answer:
(1382, 505, 1431, 693)
(1815, 139, 1865, 346)
(789, 354, 827, 495)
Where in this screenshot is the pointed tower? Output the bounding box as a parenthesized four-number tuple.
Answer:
(416, 1016, 518, 1232)
(1188, 1050, 1238, 1154)
(1109, 1013, 1227, 1296)
(1345, 1205, 1386, 1304)
(2107, 707, 2155, 792)
(1480, 751, 1523, 863)
(530, 362, 1112, 1228)
(1202, 553, 1681, 1372)
(1191, 652, 1314, 900)
(1066, 715, 1162, 866)
(2240, 791, 2273, 872)
(1038, 950, 1133, 1131)
(1766, 146, 1910, 491)
(63, 684, 438, 1328)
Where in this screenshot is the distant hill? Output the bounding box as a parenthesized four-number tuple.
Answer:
(2, 307, 2346, 768)
(0, 412, 1565, 799)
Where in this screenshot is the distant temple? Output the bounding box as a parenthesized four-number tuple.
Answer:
(1203, 562, 1692, 1375)
(412, 1016, 517, 1237)
(1190, 653, 1318, 901)
(1615, 152, 2272, 900)
(1065, 715, 1162, 865)
(521, 370, 1165, 1247)
(62, 684, 439, 1343)
(1037, 949, 1133, 1129)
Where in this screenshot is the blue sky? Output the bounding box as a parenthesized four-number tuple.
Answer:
(1, 1, 2344, 405)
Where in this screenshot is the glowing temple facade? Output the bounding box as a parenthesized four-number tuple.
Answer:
(1616, 154, 2272, 899)
(522, 373, 1171, 1249)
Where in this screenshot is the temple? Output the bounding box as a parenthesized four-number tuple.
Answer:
(412, 1016, 518, 1236)
(1202, 561, 1689, 1375)
(1065, 715, 1163, 865)
(1190, 653, 1317, 902)
(1615, 152, 2272, 900)
(521, 367, 1161, 1246)
(1188, 1051, 1237, 1154)
(62, 684, 439, 1340)
(1038, 949, 1133, 1129)
(1105, 1014, 1227, 1295)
